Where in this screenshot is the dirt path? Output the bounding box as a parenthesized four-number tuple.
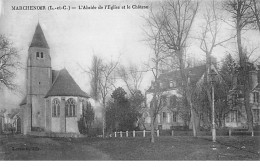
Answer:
(0, 135, 111, 160)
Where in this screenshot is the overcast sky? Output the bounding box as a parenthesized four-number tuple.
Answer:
(0, 0, 260, 110)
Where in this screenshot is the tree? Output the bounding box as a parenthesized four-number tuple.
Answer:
(117, 64, 144, 95)
(89, 55, 103, 101)
(250, 0, 260, 32)
(106, 87, 140, 132)
(129, 90, 145, 129)
(215, 54, 237, 127)
(194, 1, 237, 131)
(99, 59, 118, 137)
(143, 3, 167, 143)
(197, 0, 235, 110)
(223, 0, 255, 132)
(158, 0, 199, 137)
(78, 101, 95, 135)
(81, 55, 118, 137)
(0, 35, 20, 91)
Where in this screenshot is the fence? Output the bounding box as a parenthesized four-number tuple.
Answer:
(110, 129, 176, 138)
(109, 129, 260, 138)
(228, 128, 260, 137)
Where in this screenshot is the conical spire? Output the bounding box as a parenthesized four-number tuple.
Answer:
(30, 23, 49, 49)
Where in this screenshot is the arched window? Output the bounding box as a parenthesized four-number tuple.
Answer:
(52, 98, 60, 117)
(65, 98, 76, 117)
(36, 52, 39, 58)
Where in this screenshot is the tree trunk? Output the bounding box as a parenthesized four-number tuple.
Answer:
(151, 114, 155, 143)
(102, 98, 106, 138)
(190, 101, 197, 137)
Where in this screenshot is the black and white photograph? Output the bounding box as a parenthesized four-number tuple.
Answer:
(0, 0, 259, 161)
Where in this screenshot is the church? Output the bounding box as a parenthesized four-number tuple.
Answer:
(19, 23, 90, 136)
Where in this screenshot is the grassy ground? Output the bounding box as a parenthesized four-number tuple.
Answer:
(0, 134, 259, 160)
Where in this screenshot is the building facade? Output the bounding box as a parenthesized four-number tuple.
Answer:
(226, 64, 260, 128)
(20, 23, 89, 135)
(143, 65, 206, 130)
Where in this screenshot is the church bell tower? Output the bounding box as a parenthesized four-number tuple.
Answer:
(26, 23, 52, 130)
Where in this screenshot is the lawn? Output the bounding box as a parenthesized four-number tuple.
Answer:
(0, 135, 259, 160)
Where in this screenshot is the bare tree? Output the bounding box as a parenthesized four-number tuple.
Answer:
(99, 59, 118, 137)
(80, 55, 118, 137)
(196, 0, 235, 129)
(0, 35, 20, 91)
(143, 4, 168, 143)
(250, 0, 260, 32)
(158, 0, 199, 137)
(117, 64, 143, 95)
(223, 0, 255, 132)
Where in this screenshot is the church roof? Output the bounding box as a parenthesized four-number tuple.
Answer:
(45, 68, 89, 98)
(30, 23, 49, 49)
(52, 70, 59, 83)
(19, 96, 27, 106)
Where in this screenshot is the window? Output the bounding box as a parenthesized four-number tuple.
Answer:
(230, 110, 237, 122)
(36, 52, 44, 59)
(253, 109, 260, 122)
(167, 113, 170, 123)
(150, 101, 153, 109)
(172, 113, 177, 122)
(169, 81, 173, 87)
(52, 99, 60, 117)
(65, 98, 76, 117)
(169, 81, 176, 88)
(253, 92, 259, 103)
(225, 114, 230, 123)
(163, 112, 167, 122)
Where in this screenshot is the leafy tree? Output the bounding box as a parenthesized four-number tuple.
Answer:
(78, 101, 94, 135)
(129, 90, 145, 129)
(106, 87, 141, 132)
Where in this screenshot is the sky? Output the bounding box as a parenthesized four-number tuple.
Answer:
(0, 0, 260, 111)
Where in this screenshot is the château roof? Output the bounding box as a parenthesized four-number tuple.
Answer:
(146, 65, 206, 93)
(158, 65, 206, 83)
(30, 23, 49, 49)
(45, 68, 89, 98)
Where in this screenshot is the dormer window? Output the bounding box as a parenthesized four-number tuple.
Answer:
(169, 81, 176, 88)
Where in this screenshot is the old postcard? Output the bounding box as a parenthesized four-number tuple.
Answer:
(0, 0, 259, 161)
